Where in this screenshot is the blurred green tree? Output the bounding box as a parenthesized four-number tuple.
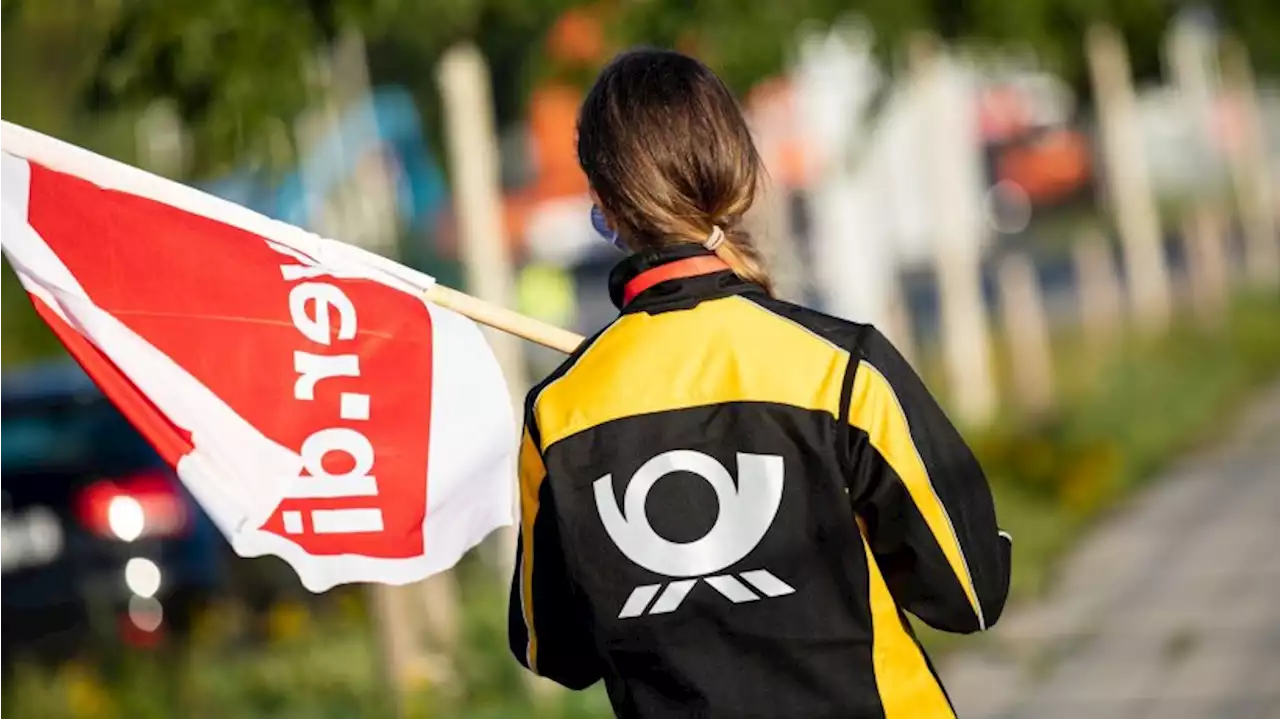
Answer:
(79, 0, 367, 177)
(6, 0, 1275, 179)
(605, 0, 930, 94)
(604, 0, 1186, 99)
(2, 0, 139, 368)
(1216, 0, 1280, 74)
(72, 0, 578, 178)
(1, 0, 136, 160)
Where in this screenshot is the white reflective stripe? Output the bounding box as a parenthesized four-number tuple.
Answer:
(999, 530, 1013, 542)
(648, 579, 697, 614)
(618, 584, 662, 619)
(739, 569, 796, 597)
(703, 575, 760, 603)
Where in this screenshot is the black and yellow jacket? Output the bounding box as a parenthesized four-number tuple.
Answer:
(509, 244, 1012, 718)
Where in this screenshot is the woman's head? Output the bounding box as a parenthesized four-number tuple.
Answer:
(577, 48, 773, 294)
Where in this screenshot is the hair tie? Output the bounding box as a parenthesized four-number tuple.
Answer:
(703, 225, 726, 251)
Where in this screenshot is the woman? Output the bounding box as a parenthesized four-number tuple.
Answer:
(509, 48, 1011, 718)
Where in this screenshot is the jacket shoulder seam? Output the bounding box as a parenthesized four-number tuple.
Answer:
(735, 295, 870, 353)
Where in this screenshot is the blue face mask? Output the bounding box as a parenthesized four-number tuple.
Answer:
(591, 204, 627, 251)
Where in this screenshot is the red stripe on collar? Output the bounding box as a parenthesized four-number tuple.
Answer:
(622, 256, 731, 306)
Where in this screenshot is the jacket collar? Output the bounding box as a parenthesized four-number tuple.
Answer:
(607, 244, 763, 313)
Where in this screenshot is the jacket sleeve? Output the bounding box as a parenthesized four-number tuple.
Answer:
(507, 413, 603, 689)
(845, 327, 1012, 633)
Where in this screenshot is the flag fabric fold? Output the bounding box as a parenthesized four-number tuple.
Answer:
(0, 122, 516, 592)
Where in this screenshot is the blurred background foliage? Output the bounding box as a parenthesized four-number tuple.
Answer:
(5, 0, 1280, 178)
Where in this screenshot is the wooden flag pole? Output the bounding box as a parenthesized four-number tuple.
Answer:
(425, 284, 584, 355)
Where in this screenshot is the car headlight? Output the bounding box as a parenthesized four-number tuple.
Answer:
(107, 495, 145, 542)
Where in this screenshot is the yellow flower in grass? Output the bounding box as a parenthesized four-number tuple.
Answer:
(267, 600, 311, 644)
(61, 662, 115, 719)
(336, 589, 366, 622)
(189, 599, 237, 649)
(1017, 437, 1057, 485)
(1059, 444, 1122, 515)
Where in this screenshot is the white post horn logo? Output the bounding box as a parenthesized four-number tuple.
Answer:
(593, 450, 795, 619)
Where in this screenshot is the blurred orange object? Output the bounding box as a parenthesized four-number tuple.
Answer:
(527, 84, 591, 200)
(745, 78, 811, 188)
(996, 129, 1092, 205)
(547, 7, 607, 64)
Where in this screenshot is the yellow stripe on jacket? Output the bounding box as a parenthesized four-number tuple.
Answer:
(534, 296, 850, 452)
(848, 360, 984, 627)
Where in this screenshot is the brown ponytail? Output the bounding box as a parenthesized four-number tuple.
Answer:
(577, 48, 775, 296)
(710, 230, 774, 296)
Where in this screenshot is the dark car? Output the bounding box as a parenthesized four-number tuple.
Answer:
(2, 361, 226, 662)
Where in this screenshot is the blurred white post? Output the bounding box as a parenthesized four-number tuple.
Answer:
(368, 586, 409, 718)
(998, 253, 1055, 416)
(134, 101, 190, 178)
(866, 150, 918, 367)
(794, 23, 917, 363)
(1221, 37, 1280, 291)
(807, 157, 919, 366)
(1166, 14, 1229, 323)
(1073, 230, 1125, 350)
(437, 39, 523, 538)
(1182, 204, 1230, 324)
(437, 42, 529, 416)
(368, 580, 461, 713)
(912, 36, 997, 426)
(436, 40, 547, 694)
(1087, 24, 1173, 331)
(747, 177, 806, 303)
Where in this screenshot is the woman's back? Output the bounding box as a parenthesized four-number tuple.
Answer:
(508, 48, 1010, 718)
(510, 245, 1009, 718)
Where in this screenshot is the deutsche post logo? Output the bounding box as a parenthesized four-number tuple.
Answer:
(593, 450, 795, 618)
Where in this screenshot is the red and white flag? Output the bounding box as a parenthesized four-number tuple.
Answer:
(0, 121, 516, 592)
